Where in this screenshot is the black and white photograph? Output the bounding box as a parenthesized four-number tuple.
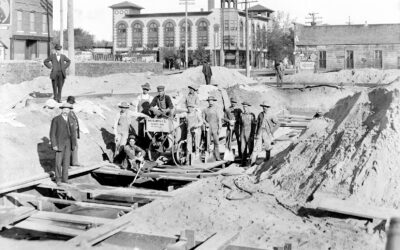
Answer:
(0, 0, 400, 249)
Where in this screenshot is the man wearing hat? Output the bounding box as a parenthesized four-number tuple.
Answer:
(133, 82, 152, 113)
(223, 97, 243, 158)
(251, 101, 280, 164)
(50, 102, 76, 185)
(114, 102, 134, 154)
(202, 60, 212, 85)
(150, 85, 174, 118)
(240, 101, 256, 166)
(122, 135, 146, 171)
(202, 96, 221, 161)
(184, 85, 200, 110)
(44, 44, 71, 103)
(186, 103, 204, 163)
(67, 96, 81, 167)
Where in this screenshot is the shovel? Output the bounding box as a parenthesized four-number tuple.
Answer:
(205, 127, 216, 163)
(224, 124, 235, 162)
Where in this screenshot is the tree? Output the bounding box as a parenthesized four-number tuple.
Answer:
(267, 11, 295, 65)
(191, 46, 209, 66)
(53, 28, 95, 50)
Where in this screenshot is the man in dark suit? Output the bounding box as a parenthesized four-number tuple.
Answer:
(202, 60, 212, 85)
(67, 96, 81, 167)
(44, 44, 71, 103)
(50, 103, 76, 185)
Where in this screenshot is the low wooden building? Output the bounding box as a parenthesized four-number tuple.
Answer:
(294, 23, 400, 72)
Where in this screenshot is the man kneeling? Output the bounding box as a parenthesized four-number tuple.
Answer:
(123, 135, 146, 171)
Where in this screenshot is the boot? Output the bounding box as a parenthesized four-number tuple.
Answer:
(264, 150, 271, 162)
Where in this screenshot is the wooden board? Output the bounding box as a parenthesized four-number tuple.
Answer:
(195, 231, 240, 250)
(15, 220, 84, 236)
(31, 211, 112, 225)
(0, 206, 36, 228)
(315, 197, 400, 220)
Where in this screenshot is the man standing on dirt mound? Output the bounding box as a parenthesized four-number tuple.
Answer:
(44, 44, 71, 103)
(202, 60, 212, 85)
(67, 96, 81, 167)
(50, 103, 76, 185)
(240, 102, 256, 166)
(203, 96, 221, 161)
(251, 101, 280, 165)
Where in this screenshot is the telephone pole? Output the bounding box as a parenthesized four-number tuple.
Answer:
(67, 0, 75, 75)
(179, 0, 195, 69)
(305, 12, 322, 26)
(239, 0, 257, 77)
(60, 0, 64, 53)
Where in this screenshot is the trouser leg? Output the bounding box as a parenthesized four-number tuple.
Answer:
(55, 148, 63, 183)
(211, 129, 220, 160)
(194, 128, 200, 155)
(71, 143, 78, 166)
(62, 141, 71, 182)
(57, 75, 65, 102)
(204, 75, 208, 85)
(265, 150, 271, 161)
(207, 76, 211, 85)
(234, 126, 241, 158)
(240, 133, 248, 165)
(51, 80, 57, 101)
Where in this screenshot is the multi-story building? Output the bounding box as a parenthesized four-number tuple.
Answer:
(294, 23, 400, 71)
(0, 0, 53, 61)
(109, 0, 273, 67)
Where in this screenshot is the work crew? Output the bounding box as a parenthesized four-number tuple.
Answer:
(251, 101, 280, 164)
(134, 82, 152, 113)
(150, 85, 174, 118)
(202, 96, 221, 161)
(122, 135, 146, 171)
(186, 103, 204, 163)
(114, 101, 134, 154)
(240, 101, 256, 166)
(225, 97, 242, 158)
(184, 85, 200, 109)
(66, 96, 81, 167)
(202, 60, 213, 85)
(50, 102, 76, 185)
(43, 44, 71, 103)
(275, 61, 284, 87)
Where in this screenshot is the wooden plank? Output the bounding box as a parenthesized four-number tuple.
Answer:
(0, 206, 36, 228)
(31, 211, 112, 225)
(68, 211, 136, 247)
(14, 220, 84, 236)
(7, 193, 133, 212)
(315, 197, 400, 220)
(0, 162, 110, 194)
(195, 231, 240, 250)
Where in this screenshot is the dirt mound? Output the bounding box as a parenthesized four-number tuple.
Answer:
(254, 80, 400, 207)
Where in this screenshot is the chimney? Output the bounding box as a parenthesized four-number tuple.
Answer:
(208, 0, 215, 10)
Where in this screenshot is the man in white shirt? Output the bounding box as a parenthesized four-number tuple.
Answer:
(133, 82, 152, 113)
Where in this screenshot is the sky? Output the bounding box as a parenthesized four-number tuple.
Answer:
(52, 0, 400, 41)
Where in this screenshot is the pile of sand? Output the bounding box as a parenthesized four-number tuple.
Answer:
(286, 69, 400, 85)
(253, 79, 400, 208)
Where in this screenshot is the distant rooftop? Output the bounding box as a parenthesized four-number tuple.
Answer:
(109, 1, 143, 9)
(248, 4, 274, 13)
(296, 23, 400, 45)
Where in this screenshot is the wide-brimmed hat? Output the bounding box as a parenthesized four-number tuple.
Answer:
(260, 101, 272, 107)
(157, 85, 165, 91)
(141, 83, 151, 90)
(66, 96, 75, 104)
(54, 44, 62, 50)
(188, 85, 198, 91)
(207, 96, 217, 101)
(242, 101, 251, 106)
(60, 102, 73, 109)
(118, 101, 130, 108)
(128, 135, 137, 141)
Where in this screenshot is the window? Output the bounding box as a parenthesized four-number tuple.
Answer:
(197, 21, 208, 47)
(180, 22, 192, 47)
(230, 20, 237, 31)
(17, 11, 22, 31)
(42, 14, 47, 33)
(148, 22, 159, 48)
(262, 25, 267, 49)
(319, 51, 326, 69)
(164, 22, 175, 47)
(132, 23, 143, 47)
(256, 25, 261, 48)
(251, 24, 255, 49)
(224, 20, 229, 31)
(239, 21, 244, 47)
(116, 23, 127, 48)
(30, 12, 35, 32)
(374, 50, 382, 69)
(346, 50, 354, 69)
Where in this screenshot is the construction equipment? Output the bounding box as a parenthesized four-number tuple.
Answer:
(224, 123, 235, 162)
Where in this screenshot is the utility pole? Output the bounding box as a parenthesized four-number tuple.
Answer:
(179, 0, 194, 69)
(305, 12, 322, 26)
(239, 0, 257, 77)
(67, 0, 75, 75)
(46, 0, 51, 56)
(346, 16, 352, 25)
(60, 0, 64, 53)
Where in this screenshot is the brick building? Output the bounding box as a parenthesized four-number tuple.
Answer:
(109, 0, 273, 67)
(294, 23, 400, 72)
(0, 0, 53, 61)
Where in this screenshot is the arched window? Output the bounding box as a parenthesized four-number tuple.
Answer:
(164, 22, 175, 47)
(117, 22, 127, 48)
(180, 22, 192, 47)
(132, 23, 143, 48)
(197, 21, 208, 47)
(148, 22, 159, 48)
(239, 21, 244, 47)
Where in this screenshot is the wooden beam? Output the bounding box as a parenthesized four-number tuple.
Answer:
(6, 193, 133, 212)
(195, 231, 240, 250)
(15, 220, 83, 236)
(0, 206, 36, 228)
(31, 211, 112, 225)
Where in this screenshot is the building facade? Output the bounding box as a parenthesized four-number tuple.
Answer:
(0, 0, 53, 61)
(110, 0, 273, 67)
(294, 23, 400, 72)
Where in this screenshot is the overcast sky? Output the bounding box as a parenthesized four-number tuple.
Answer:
(52, 0, 400, 41)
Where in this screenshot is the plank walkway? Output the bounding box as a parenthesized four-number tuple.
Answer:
(0, 206, 36, 229)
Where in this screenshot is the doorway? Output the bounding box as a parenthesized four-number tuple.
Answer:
(25, 40, 38, 60)
(346, 50, 354, 69)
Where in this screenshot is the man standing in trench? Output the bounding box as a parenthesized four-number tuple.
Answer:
(240, 102, 256, 166)
(44, 44, 71, 103)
